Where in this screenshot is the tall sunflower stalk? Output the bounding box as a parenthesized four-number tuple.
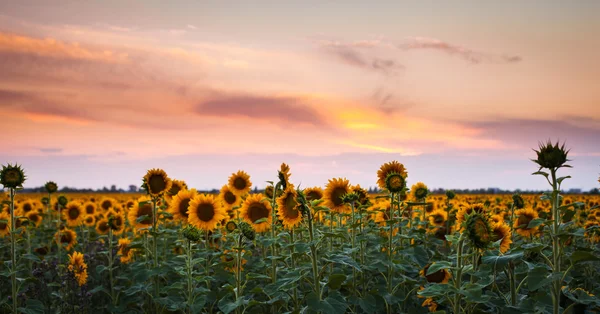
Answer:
(270, 182, 281, 285)
(532, 141, 571, 314)
(107, 224, 116, 305)
(298, 190, 321, 302)
(182, 225, 202, 314)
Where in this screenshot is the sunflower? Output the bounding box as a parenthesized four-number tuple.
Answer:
(143, 168, 172, 197)
(278, 163, 291, 188)
(323, 178, 351, 213)
(169, 189, 198, 223)
(411, 182, 429, 201)
(96, 219, 110, 235)
(83, 215, 96, 227)
(239, 194, 273, 233)
(117, 238, 134, 264)
(584, 221, 599, 243)
(62, 201, 84, 227)
(0, 211, 11, 237)
(456, 203, 486, 230)
(421, 298, 438, 312)
(264, 185, 275, 199)
(68, 251, 88, 286)
(351, 185, 370, 206)
(19, 200, 35, 215)
(464, 212, 493, 250)
(420, 263, 452, 284)
(428, 209, 447, 227)
(492, 222, 512, 253)
(304, 187, 324, 202)
(276, 185, 302, 229)
(219, 185, 240, 216)
(490, 214, 504, 225)
(228, 170, 252, 196)
(26, 211, 43, 228)
(221, 249, 247, 272)
(377, 161, 408, 190)
(0, 163, 26, 188)
(44, 181, 58, 194)
(166, 179, 188, 200)
(55, 228, 77, 251)
(106, 209, 125, 235)
(99, 197, 117, 213)
(188, 194, 226, 231)
(128, 196, 154, 232)
(514, 208, 539, 237)
(82, 202, 96, 216)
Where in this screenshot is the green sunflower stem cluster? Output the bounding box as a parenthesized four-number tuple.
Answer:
(9, 188, 18, 314)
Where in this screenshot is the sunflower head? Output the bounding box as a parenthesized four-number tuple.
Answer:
(83, 215, 95, 227)
(512, 194, 525, 209)
(67, 251, 88, 286)
(445, 190, 456, 200)
(385, 173, 406, 193)
(43, 181, 58, 194)
(492, 222, 512, 253)
(63, 201, 83, 227)
(264, 185, 275, 199)
(0, 211, 11, 237)
(342, 192, 360, 204)
(0, 163, 26, 189)
(228, 170, 252, 197)
(514, 208, 540, 237)
(429, 209, 448, 227)
(182, 224, 202, 242)
(167, 179, 188, 198)
(238, 221, 256, 240)
(464, 212, 493, 250)
(219, 185, 241, 212)
(377, 161, 408, 190)
(107, 209, 125, 233)
(143, 168, 172, 197)
(57, 195, 68, 207)
(240, 194, 272, 233)
(276, 185, 302, 229)
(323, 178, 351, 213)
(169, 189, 198, 223)
(278, 163, 291, 189)
(532, 140, 570, 170)
(188, 194, 226, 232)
(411, 182, 429, 201)
(304, 187, 324, 202)
(225, 220, 237, 233)
(420, 263, 452, 284)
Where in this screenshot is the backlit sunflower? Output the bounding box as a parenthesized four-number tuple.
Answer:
(128, 196, 154, 232)
(83, 215, 95, 227)
(63, 201, 84, 227)
(239, 194, 272, 233)
(456, 203, 486, 230)
(377, 161, 408, 190)
(428, 209, 447, 227)
(514, 208, 539, 237)
(96, 219, 110, 235)
(420, 263, 452, 284)
(68, 251, 88, 286)
(464, 212, 493, 250)
(0, 163, 26, 189)
(188, 194, 226, 232)
(169, 189, 198, 223)
(55, 228, 77, 251)
(276, 185, 302, 229)
(304, 187, 324, 202)
(143, 168, 173, 197)
(351, 185, 370, 206)
(492, 222, 512, 253)
(228, 170, 252, 196)
(26, 211, 43, 228)
(323, 178, 351, 213)
(166, 179, 187, 198)
(118, 238, 134, 264)
(411, 182, 429, 201)
(0, 211, 11, 237)
(219, 185, 241, 218)
(83, 202, 96, 216)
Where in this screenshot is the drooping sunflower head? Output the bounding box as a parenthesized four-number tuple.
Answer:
(464, 212, 493, 250)
(0, 163, 26, 189)
(106, 209, 125, 234)
(304, 187, 324, 202)
(63, 201, 83, 227)
(143, 168, 172, 197)
(276, 185, 302, 230)
(512, 194, 525, 209)
(411, 182, 429, 201)
(117, 238, 134, 264)
(532, 140, 570, 170)
(238, 221, 256, 240)
(0, 211, 11, 237)
(182, 224, 203, 242)
(67, 251, 88, 286)
(240, 194, 272, 233)
(169, 188, 198, 223)
(57, 195, 68, 207)
(420, 263, 452, 284)
(278, 163, 291, 189)
(323, 178, 351, 213)
(492, 222, 512, 253)
(429, 209, 448, 227)
(56, 228, 77, 251)
(514, 208, 540, 237)
(377, 161, 408, 190)
(228, 170, 252, 196)
(166, 179, 188, 199)
(188, 194, 226, 232)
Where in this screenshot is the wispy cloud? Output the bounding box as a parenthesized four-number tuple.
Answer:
(316, 39, 404, 76)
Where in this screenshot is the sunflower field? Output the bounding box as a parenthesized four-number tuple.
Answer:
(1, 142, 600, 314)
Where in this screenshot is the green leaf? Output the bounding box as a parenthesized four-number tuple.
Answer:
(527, 218, 545, 229)
(557, 176, 571, 185)
(358, 294, 377, 313)
(426, 261, 452, 276)
(482, 252, 524, 267)
(218, 297, 245, 314)
(570, 250, 600, 264)
(326, 274, 347, 290)
(532, 171, 550, 178)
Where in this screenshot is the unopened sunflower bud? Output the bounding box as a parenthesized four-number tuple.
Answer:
(182, 225, 202, 242)
(225, 221, 237, 233)
(342, 192, 360, 204)
(532, 140, 570, 169)
(512, 194, 525, 209)
(445, 190, 456, 200)
(238, 222, 255, 241)
(44, 181, 58, 194)
(57, 195, 68, 207)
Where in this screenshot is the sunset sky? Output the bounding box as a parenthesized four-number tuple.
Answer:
(1, 1, 599, 191)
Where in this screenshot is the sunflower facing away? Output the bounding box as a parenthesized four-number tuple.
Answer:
(55, 228, 77, 251)
(514, 208, 540, 237)
(169, 189, 198, 223)
(240, 194, 273, 233)
(428, 209, 448, 227)
(456, 203, 486, 230)
(68, 251, 88, 286)
(420, 263, 452, 284)
(377, 161, 408, 190)
(118, 238, 134, 264)
(323, 178, 351, 213)
(228, 170, 252, 196)
(464, 212, 493, 250)
(492, 222, 512, 253)
(63, 201, 84, 227)
(411, 182, 430, 201)
(143, 168, 173, 197)
(188, 194, 227, 232)
(276, 185, 302, 229)
(0, 211, 11, 237)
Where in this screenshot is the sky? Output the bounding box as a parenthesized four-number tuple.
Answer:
(0, 1, 599, 191)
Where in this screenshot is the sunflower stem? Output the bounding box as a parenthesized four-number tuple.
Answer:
(387, 192, 395, 295)
(151, 197, 160, 308)
(290, 229, 299, 312)
(550, 168, 561, 314)
(235, 234, 244, 314)
(307, 206, 321, 301)
(205, 230, 211, 291)
(108, 227, 116, 305)
(453, 237, 465, 314)
(10, 188, 17, 314)
(186, 239, 194, 314)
